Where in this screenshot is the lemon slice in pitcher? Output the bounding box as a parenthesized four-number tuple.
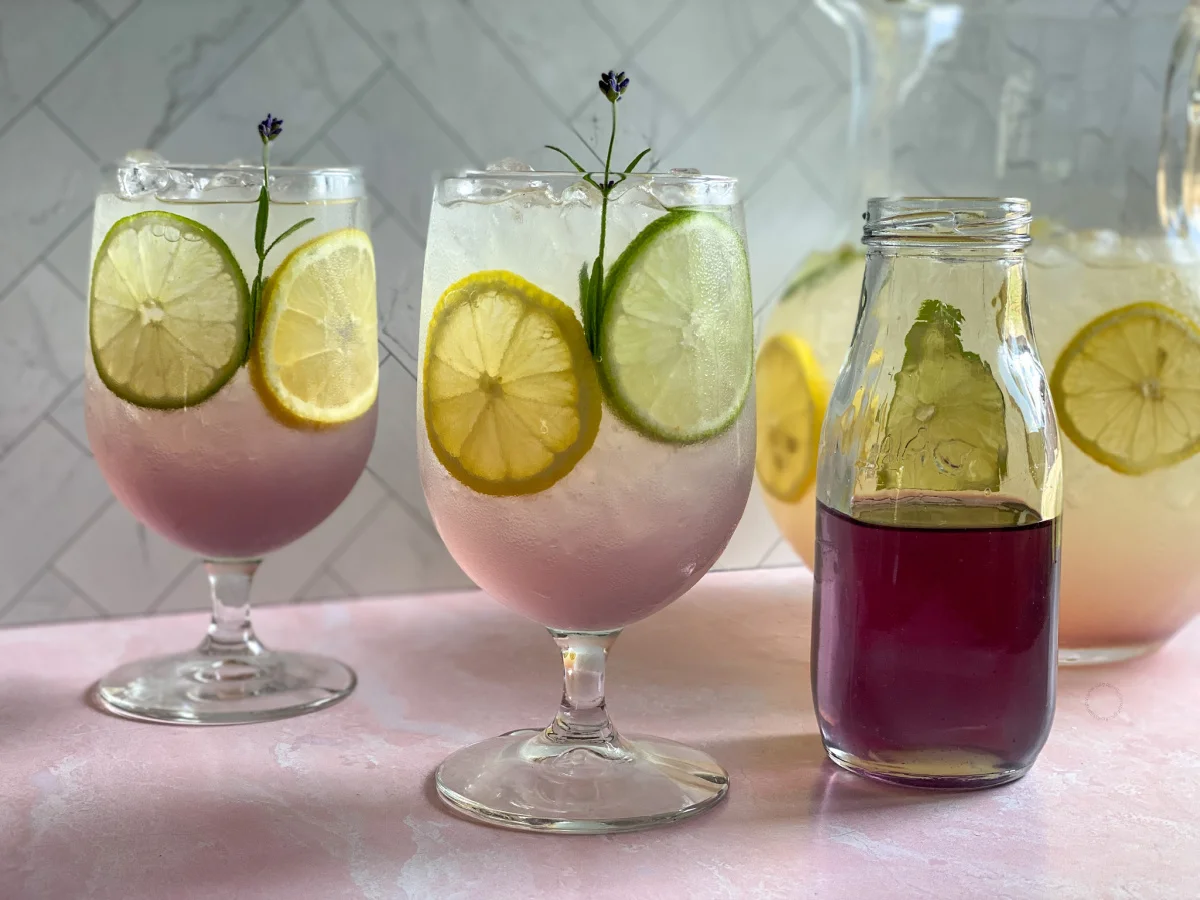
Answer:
(422, 270, 601, 496)
(1051, 301, 1200, 474)
(253, 228, 379, 426)
(755, 333, 829, 502)
(89, 211, 250, 409)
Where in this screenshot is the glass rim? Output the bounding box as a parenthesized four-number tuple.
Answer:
(110, 160, 363, 178)
(104, 159, 366, 202)
(863, 196, 1032, 247)
(435, 169, 738, 186)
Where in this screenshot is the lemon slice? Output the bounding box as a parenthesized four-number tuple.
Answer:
(253, 228, 378, 426)
(878, 299, 1007, 492)
(1050, 301, 1200, 474)
(89, 211, 250, 409)
(600, 210, 754, 443)
(755, 333, 829, 502)
(422, 270, 601, 496)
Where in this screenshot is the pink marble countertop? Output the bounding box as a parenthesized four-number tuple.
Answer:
(1, 567, 1197, 900)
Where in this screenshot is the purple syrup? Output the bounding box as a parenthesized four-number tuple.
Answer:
(812, 496, 1059, 788)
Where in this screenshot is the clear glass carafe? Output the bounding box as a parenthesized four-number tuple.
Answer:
(761, 0, 1200, 664)
(813, 197, 1062, 789)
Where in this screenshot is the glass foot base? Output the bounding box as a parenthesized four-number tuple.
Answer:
(94, 648, 356, 725)
(824, 745, 1030, 790)
(1058, 640, 1165, 666)
(435, 728, 729, 834)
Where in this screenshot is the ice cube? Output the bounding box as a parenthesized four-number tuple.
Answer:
(485, 158, 534, 172)
(116, 150, 206, 201)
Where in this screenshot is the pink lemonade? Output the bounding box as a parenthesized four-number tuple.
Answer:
(86, 364, 376, 559)
(419, 409, 754, 633)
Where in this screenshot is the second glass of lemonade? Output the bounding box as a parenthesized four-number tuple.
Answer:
(86, 155, 378, 724)
(418, 169, 755, 832)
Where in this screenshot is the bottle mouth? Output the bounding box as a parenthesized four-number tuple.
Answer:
(863, 197, 1032, 248)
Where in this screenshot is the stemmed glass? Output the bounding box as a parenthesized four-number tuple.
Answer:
(86, 141, 378, 724)
(417, 168, 756, 832)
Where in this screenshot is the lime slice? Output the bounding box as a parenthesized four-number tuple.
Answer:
(599, 210, 753, 443)
(253, 228, 378, 427)
(89, 211, 249, 409)
(1051, 301, 1200, 475)
(877, 299, 1007, 492)
(423, 270, 601, 496)
(755, 333, 829, 502)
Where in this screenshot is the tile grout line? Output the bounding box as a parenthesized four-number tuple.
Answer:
(0, 204, 96, 312)
(41, 256, 88, 304)
(461, 3, 574, 124)
(317, 489, 395, 590)
(756, 535, 785, 568)
(360, 466, 441, 542)
(0, 377, 84, 464)
(47, 565, 110, 619)
(0, 0, 142, 149)
(0, 496, 115, 620)
(658, 5, 806, 161)
(36, 99, 103, 166)
(45, 414, 91, 459)
(142, 1, 303, 153)
(329, 0, 483, 168)
(285, 62, 389, 165)
(289, 492, 392, 603)
(742, 89, 843, 203)
(145, 559, 200, 615)
(567, 0, 687, 124)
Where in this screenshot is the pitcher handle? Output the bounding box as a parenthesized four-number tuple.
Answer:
(1159, 0, 1200, 239)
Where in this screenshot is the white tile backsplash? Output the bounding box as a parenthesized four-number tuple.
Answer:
(0, 423, 110, 612)
(159, 0, 382, 165)
(0, 264, 86, 455)
(2, 0, 1167, 626)
(56, 501, 194, 616)
(0, 569, 98, 627)
(42, 0, 292, 163)
(0, 0, 108, 133)
(0, 108, 97, 294)
(329, 498, 472, 596)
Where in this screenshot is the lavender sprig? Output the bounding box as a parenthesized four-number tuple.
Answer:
(249, 114, 313, 348)
(546, 72, 650, 357)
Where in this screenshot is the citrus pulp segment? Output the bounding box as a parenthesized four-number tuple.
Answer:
(755, 333, 830, 502)
(89, 211, 250, 409)
(422, 270, 601, 496)
(599, 210, 754, 443)
(253, 227, 378, 427)
(1050, 301, 1200, 475)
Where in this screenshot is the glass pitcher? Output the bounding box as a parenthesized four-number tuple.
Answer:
(756, 0, 1200, 664)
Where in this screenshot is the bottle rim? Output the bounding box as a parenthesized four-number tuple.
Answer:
(863, 197, 1032, 248)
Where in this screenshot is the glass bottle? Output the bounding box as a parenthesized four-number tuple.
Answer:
(812, 197, 1063, 790)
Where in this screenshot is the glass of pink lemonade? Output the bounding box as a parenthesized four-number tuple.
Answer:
(86, 122, 378, 724)
(418, 154, 755, 830)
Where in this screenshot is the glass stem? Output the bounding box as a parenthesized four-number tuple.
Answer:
(197, 559, 265, 657)
(546, 630, 620, 743)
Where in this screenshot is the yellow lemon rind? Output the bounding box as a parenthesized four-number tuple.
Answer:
(252, 227, 379, 429)
(755, 332, 829, 503)
(422, 269, 601, 497)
